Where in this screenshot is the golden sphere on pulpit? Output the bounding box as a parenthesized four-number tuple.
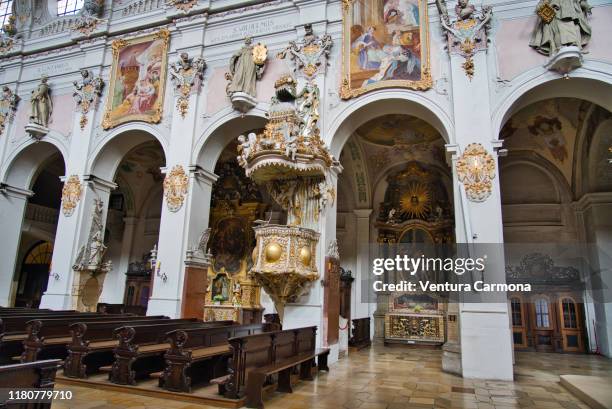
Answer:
(299, 246, 311, 266)
(265, 242, 282, 262)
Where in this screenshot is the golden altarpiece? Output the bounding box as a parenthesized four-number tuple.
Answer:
(204, 160, 266, 324)
(374, 162, 454, 346)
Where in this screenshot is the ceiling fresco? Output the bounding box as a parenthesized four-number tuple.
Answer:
(353, 114, 446, 177)
(501, 98, 589, 183)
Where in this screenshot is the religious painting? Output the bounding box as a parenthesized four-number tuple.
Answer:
(211, 216, 249, 274)
(341, 0, 432, 99)
(102, 30, 170, 129)
(211, 274, 230, 301)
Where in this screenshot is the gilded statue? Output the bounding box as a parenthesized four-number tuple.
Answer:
(30, 75, 53, 127)
(530, 0, 592, 56)
(226, 37, 267, 98)
(296, 83, 320, 139)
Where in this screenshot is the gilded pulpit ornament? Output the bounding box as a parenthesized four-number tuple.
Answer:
(26, 75, 53, 140)
(61, 175, 83, 217)
(0, 86, 20, 137)
(530, 0, 592, 75)
(170, 52, 206, 118)
(73, 0, 104, 36)
(73, 69, 104, 130)
(226, 37, 267, 113)
(163, 165, 189, 212)
(277, 24, 333, 79)
(456, 143, 496, 202)
(436, 0, 492, 80)
(237, 74, 336, 321)
(167, 0, 198, 12)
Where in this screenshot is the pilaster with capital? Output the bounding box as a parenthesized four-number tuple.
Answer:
(445, 37, 513, 378)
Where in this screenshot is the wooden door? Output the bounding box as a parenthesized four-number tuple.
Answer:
(510, 296, 528, 349)
(558, 296, 584, 352)
(531, 296, 554, 352)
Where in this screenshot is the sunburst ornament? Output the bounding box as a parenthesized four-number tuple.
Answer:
(399, 182, 431, 219)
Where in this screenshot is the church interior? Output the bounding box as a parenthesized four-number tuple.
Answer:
(1, 0, 611, 408)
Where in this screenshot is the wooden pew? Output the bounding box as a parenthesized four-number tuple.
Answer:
(97, 303, 147, 316)
(349, 317, 371, 350)
(211, 326, 328, 406)
(0, 359, 61, 409)
(160, 323, 271, 392)
(63, 317, 196, 379)
(109, 320, 234, 385)
(0, 313, 130, 364)
(20, 314, 145, 363)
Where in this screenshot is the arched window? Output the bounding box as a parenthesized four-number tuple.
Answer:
(534, 298, 550, 328)
(57, 0, 84, 16)
(0, 0, 13, 31)
(561, 298, 578, 329)
(24, 241, 54, 265)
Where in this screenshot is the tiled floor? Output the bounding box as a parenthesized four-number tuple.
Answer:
(52, 345, 612, 409)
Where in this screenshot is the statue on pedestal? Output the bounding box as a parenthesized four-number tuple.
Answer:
(26, 75, 53, 139)
(226, 37, 267, 112)
(530, 0, 592, 74)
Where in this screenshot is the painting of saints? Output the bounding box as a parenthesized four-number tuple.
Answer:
(211, 217, 248, 274)
(103, 31, 169, 129)
(342, 0, 430, 98)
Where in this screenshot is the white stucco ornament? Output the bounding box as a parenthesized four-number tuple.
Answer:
(456, 143, 496, 202)
(163, 165, 189, 212)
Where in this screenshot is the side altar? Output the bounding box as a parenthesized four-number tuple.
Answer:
(203, 161, 266, 324)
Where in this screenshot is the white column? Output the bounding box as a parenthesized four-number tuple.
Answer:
(40, 177, 115, 309)
(99, 216, 138, 304)
(449, 50, 513, 380)
(0, 185, 33, 306)
(146, 67, 207, 317)
(353, 209, 373, 324)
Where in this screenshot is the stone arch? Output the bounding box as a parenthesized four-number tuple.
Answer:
(2, 141, 67, 190)
(194, 108, 268, 172)
(493, 71, 612, 140)
(88, 125, 169, 182)
(327, 91, 453, 158)
(499, 153, 572, 205)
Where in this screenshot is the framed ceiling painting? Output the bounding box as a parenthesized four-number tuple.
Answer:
(102, 29, 170, 129)
(340, 0, 432, 99)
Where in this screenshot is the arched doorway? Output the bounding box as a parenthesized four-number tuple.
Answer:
(3, 142, 66, 307)
(499, 94, 612, 355)
(335, 110, 455, 353)
(15, 241, 54, 307)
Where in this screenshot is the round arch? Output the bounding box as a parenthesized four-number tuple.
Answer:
(499, 153, 572, 205)
(194, 108, 268, 172)
(88, 125, 169, 182)
(493, 73, 612, 140)
(327, 91, 453, 158)
(2, 141, 67, 190)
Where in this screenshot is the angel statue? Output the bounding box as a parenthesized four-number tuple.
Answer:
(530, 0, 592, 56)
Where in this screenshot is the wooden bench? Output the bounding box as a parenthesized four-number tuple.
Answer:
(211, 326, 324, 405)
(349, 317, 371, 350)
(109, 320, 234, 385)
(0, 359, 61, 409)
(160, 323, 272, 392)
(19, 314, 144, 363)
(63, 316, 171, 378)
(97, 303, 147, 316)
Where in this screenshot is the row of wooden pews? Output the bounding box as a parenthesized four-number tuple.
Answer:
(0, 307, 331, 408)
